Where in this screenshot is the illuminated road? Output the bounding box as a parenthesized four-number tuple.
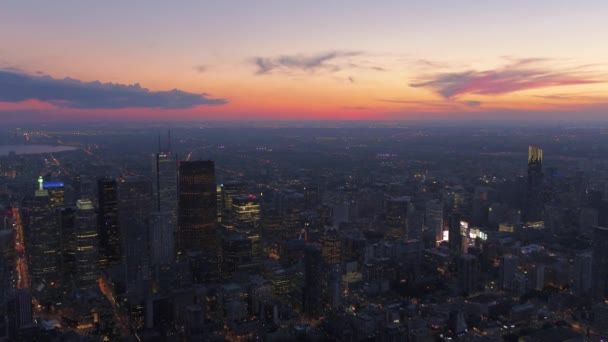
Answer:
(12, 208, 30, 289)
(98, 275, 140, 340)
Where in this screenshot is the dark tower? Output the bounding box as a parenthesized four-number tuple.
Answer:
(177, 161, 218, 254)
(448, 213, 463, 255)
(97, 177, 120, 267)
(592, 226, 608, 302)
(526, 146, 544, 222)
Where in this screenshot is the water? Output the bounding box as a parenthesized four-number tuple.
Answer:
(0, 145, 78, 156)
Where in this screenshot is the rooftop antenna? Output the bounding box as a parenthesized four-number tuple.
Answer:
(158, 132, 162, 152)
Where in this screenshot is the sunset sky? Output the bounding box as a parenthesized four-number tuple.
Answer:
(1, 1, 607, 122)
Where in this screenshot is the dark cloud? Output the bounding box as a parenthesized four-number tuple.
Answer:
(253, 51, 361, 75)
(0, 69, 226, 109)
(194, 65, 209, 73)
(464, 100, 481, 107)
(410, 60, 603, 99)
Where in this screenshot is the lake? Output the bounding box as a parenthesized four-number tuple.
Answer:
(0, 145, 78, 156)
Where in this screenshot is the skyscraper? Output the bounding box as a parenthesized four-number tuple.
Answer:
(385, 196, 410, 239)
(21, 177, 61, 303)
(526, 145, 544, 222)
(119, 177, 153, 300)
(499, 255, 519, 291)
(448, 213, 463, 255)
(425, 199, 444, 243)
(59, 207, 76, 291)
(177, 161, 218, 254)
(74, 199, 99, 290)
(458, 254, 479, 296)
(97, 177, 120, 267)
(303, 244, 323, 317)
(152, 151, 178, 216)
(43, 181, 65, 209)
(573, 252, 592, 296)
(592, 226, 608, 302)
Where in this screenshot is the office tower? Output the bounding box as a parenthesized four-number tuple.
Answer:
(320, 229, 341, 266)
(385, 196, 410, 239)
(499, 255, 519, 290)
(574, 252, 592, 296)
(0, 229, 15, 318)
(7, 290, 33, 338)
(231, 195, 261, 233)
(448, 310, 467, 336)
(593, 226, 608, 302)
(43, 181, 65, 209)
(526, 146, 544, 222)
(149, 212, 174, 266)
(221, 233, 258, 279)
(425, 199, 443, 243)
(21, 177, 61, 303)
(97, 177, 120, 267)
(457, 254, 479, 296)
(119, 177, 153, 300)
(527, 263, 545, 291)
(59, 207, 76, 291)
(303, 245, 323, 317)
(448, 213, 463, 255)
(74, 199, 99, 290)
(152, 150, 178, 216)
(177, 161, 218, 254)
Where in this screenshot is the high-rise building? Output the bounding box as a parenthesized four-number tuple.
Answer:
(573, 252, 592, 296)
(231, 194, 261, 233)
(303, 244, 323, 317)
(526, 146, 544, 222)
(177, 161, 218, 254)
(43, 181, 65, 209)
(425, 199, 443, 243)
(385, 196, 410, 239)
(457, 254, 479, 296)
(97, 177, 120, 267)
(21, 177, 61, 303)
(74, 199, 99, 290)
(152, 151, 178, 216)
(592, 226, 608, 302)
(448, 213, 464, 255)
(59, 207, 76, 291)
(119, 177, 153, 300)
(499, 255, 519, 290)
(320, 228, 342, 266)
(149, 212, 174, 267)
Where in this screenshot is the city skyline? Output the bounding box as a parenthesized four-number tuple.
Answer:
(1, 1, 608, 122)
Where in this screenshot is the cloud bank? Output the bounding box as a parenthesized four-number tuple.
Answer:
(0, 69, 226, 109)
(410, 59, 603, 99)
(253, 51, 362, 74)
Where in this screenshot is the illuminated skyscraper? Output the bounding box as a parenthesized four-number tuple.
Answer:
(22, 177, 61, 303)
(97, 177, 120, 267)
(231, 194, 261, 233)
(74, 199, 99, 290)
(43, 181, 65, 209)
(526, 145, 544, 222)
(177, 161, 218, 254)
